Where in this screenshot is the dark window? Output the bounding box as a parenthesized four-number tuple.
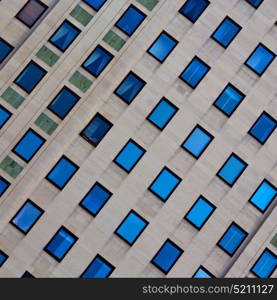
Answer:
(82, 0, 107, 11)
(245, 0, 263, 9)
(0, 250, 8, 267)
(21, 271, 35, 278)
(81, 254, 115, 278)
(0, 105, 12, 129)
(0, 176, 10, 196)
(0, 38, 13, 64)
(251, 248, 277, 278)
(193, 266, 215, 278)
(179, 0, 210, 23)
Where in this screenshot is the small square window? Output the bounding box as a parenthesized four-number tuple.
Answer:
(193, 266, 215, 278)
(115, 210, 148, 245)
(79, 182, 112, 216)
(10, 199, 44, 234)
(114, 139, 146, 173)
(249, 180, 277, 213)
(14, 61, 47, 94)
(213, 83, 245, 117)
(115, 5, 146, 37)
(248, 112, 277, 144)
(12, 129, 46, 162)
(251, 249, 277, 278)
(181, 125, 214, 159)
(82, 0, 107, 11)
(81, 254, 115, 278)
(0, 250, 8, 267)
(245, 43, 276, 76)
(179, 0, 210, 23)
(0, 105, 12, 129)
(44, 226, 78, 262)
(148, 167, 182, 202)
(147, 98, 178, 130)
(48, 86, 80, 120)
(184, 196, 216, 229)
(16, 0, 48, 28)
(80, 113, 113, 146)
(151, 239, 183, 274)
(82, 45, 114, 77)
(114, 72, 146, 104)
(217, 153, 248, 187)
(179, 56, 210, 89)
(0, 38, 13, 64)
(217, 222, 248, 256)
(211, 17, 242, 48)
(0, 176, 10, 197)
(147, 31, 178, 63)
(49, 20, 81, 52)
(245, 0, 263, 9)
(46, 156, 79, 190)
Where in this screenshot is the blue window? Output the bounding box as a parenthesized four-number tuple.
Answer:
(81, 254, 115, 278)
(46, 156, 79, 190)
(12, 129, 46, 162)
(48, 87, 80, 119)
(151, 239, 183, 274)
(147, 98, 178, 130)
(49, 20, 81, 52)
(179, 0, 210, 23)
(193, 266, 215, 278)
(114, 139, 146, 173)
(217, 153, 247, 186)
(79, 182, 112, 216)
(82, 45, 113, 77)
(15, 61, 47, 93)
(245, 44, 276, 76)
(0, 38, 13, 64)
(179, 56, 210, 89)
(80, 113, 113, 146)
(0, 176, 10, 196)
(0, 105, 12, 129)
(10, 199, 44, 234)
(44, 226, 78, 261)
(249, 180, 277, 213)
(0, 250, 8, 267)
(211, 17, 241, 48)
(114, 72, 146, 104)
(248, 112, 277, 144)
(115, 210, 148, 245)
(115, 5, 146, 36)
(148, 167, 182, 202)
(217, 223, 248, 256)
(251, 249, 277, 278)
(147, 31, 178, 63)
(181, 125, 213, 159)
(83, 0, 107, 11)
(245, 0, 263, 9)
(184, 196, 216, 229)
(213, 84, 245, 117)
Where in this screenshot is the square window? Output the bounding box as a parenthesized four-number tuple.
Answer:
(48, 86, 80, 119)
(245, 0, 263, 9)
(0, 250, 8, 267)
(115, 210, 148, 245)
(179, 0, 210, 23)
(80, 113, 113, 146)
(114, 72, 146, 104)
(251, 249, 277, 278)
(151, 239, 183, 274)
(181, 125, 214, 159)
(82, 45, 114, 77)
(0, 176, 10, 196)
(217, 153, 248, 187)
(114, 139, 146, 173)
(248, 112, 277, 144)
(79, 182, 112, 216)
(0, 105, 12, 129)
(81, 254, 115, 278)
(0, 38, 13, 64)
(184, 196, 216, 229)
(245, 43, 276, 76)
(148, 167, 182, 202)
(44, 226, 78, 262)
(217, 222, 248, 256)
(193, 266, 215, 278)
(147, 31, 178, 63)
(249, 180, 277, 213)
(211, 17, 242, 48)
(147, 98, 178, 130)
(46, 156, 79, 190)
(49, 20, 81, 52)
(213, 83, 245, 117)
(10, 199, 44, 234)
(16, 0, 48, 28)
(82, 0, 107, 11)
(12, 129, 46, 162)
(179, 56, 210, 89)
(14, 61, 47, 94)
(115, 5, 146, 37)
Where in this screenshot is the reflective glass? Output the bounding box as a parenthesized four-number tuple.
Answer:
(0, 39, 13, 64)
(0, 105, 12, 129)
(179, 0, 210, 23)
(251, 249, 277, 278)
(81, 255, 114, 278)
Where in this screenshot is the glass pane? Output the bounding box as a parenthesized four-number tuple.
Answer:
(246, 0, 263, 8)
(81, 255, 114, 278)
(0, 39, 13, 64)
(193, 267, 213, 278)
(251, 249, 277, 278)
(0, 177, 10, 196)
(82, 0, 107, 11)
(179, 0, 210, 23)
(0, 106, 12, 128)
(0, 251, 8, 267)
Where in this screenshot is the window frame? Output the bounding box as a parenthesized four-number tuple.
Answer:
(0, 38, 14, 64)
(0, 104, 12, 129)
(0, 176, 10, 196)
(179, 0, 210, 24)
(250, 248, 277, 278)
(0, 249, 8, 267)
(192, 265, 215, 278)
(245, 0, 264, 9)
